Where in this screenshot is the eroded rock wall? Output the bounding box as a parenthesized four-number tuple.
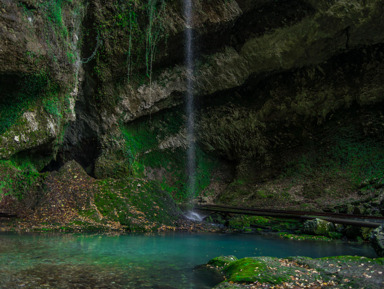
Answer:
(1, 0, 384, 216)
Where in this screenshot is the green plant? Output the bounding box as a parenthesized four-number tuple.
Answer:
(0, 160, 40, 200)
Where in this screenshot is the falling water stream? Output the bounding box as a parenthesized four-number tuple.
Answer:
(184, 0, 196, 198)
(183, 0, 203, 221)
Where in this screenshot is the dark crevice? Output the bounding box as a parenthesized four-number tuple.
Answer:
(42, 3, 102, 177)
(345, 26, 350, 49)
(41, 105, 102, 177)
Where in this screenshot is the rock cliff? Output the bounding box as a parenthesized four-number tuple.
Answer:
(1, 0, 384, 227)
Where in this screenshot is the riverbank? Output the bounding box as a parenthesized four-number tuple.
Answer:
(206, 255, 384, 288)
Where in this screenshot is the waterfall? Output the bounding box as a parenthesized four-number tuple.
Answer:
(184, 0, 196, 200)
(183, 0, 203, 222)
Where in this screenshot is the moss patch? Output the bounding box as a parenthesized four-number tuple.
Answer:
(226, 215, 303, 233)
(278, 233, 333, 242)
(225, 257, 292, 284)
(1, 160, 181, 233)
(0, 160, 41, 201)
(210, 256, 322, 287)
(120, 108, 220, 202)
(208, 256, 238, 268)
(90, 177, 180, 231)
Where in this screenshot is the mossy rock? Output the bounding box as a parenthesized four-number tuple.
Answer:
(228, 216, 251, 230)
(92, 177, 181, 231)
(223, 257, 292, 284)
(0, 159, 41, 201)
(278, 233, 333, 241)
(208, 256, 238, 268)
(371, 225, 384, 257)
(228, 215, 272, 231)
(303, 218, 335, 237)
(94, 154, 130, 179)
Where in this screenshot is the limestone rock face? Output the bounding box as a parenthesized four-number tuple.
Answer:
(0, 0, 85, 168)
(115, 0, 384, 122)
(1, 0, 384, 213)
(2, 0, 384, 165)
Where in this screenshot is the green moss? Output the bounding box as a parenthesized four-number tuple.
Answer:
(227, 215, 303, 232)
(121, 108, 219, 201)
(43, 95, 63, 118)
(223, 258, 292, 284)
(228, 215, 252, 230)
(39, 0, 72, 38)
(91, 0, 169, 105)
(0, 160, 41, 200)
(318, 255, 384, 265)
(278, 233, 333, 241)
(208, 256, 238, 268)
(89, 177, 179, 231)
(66, 52, 76, 64)
(0, 72, 56, 134)
(282, 125, 384, 188)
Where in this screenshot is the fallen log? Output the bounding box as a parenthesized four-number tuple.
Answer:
(196, 205, 383, 228)
(197, 204, 384, 220)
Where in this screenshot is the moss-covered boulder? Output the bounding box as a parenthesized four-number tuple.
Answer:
(303, 218, 336, 237)
(224, 257, 293, 284)
(209, 256, 322, 288)
(371, 225, 384, 257)
(208, 256, 238, 268)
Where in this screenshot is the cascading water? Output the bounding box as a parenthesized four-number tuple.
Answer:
(183, 0, 203, 222)
(185, 0, 195, 198)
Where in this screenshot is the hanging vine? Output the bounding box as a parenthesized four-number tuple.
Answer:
(122, 0, 167, 83)
(90, 0, 168, 104)
(145, 0, 166, 81)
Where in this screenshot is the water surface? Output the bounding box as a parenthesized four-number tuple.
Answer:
(0, 232, 377, 288)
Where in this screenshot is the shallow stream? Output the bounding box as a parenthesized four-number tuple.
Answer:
(0, 232, 377, 288)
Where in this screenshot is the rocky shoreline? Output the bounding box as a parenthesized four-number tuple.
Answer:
(203, 255, 384, 289)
